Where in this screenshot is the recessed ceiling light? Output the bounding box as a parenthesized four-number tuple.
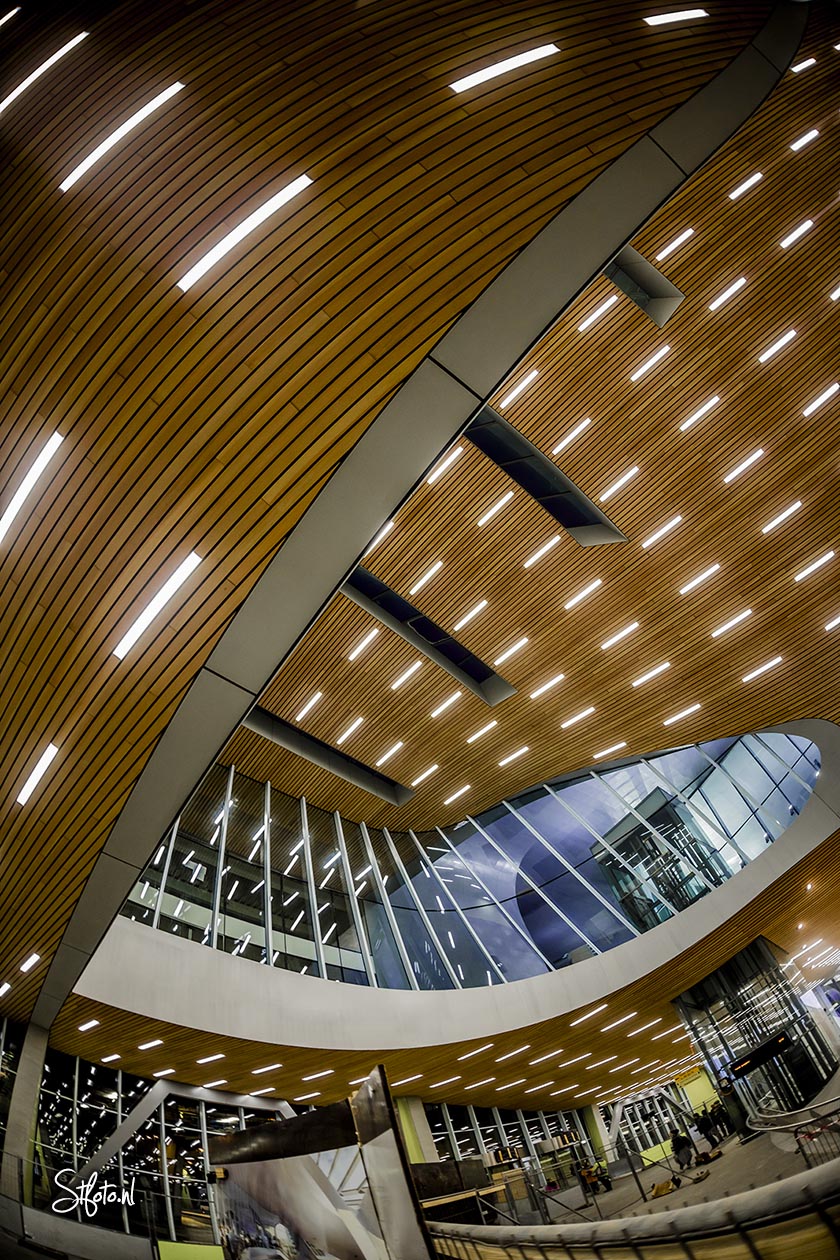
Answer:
(791, 57, 815, 72)
(529, 672, 565, 699)
(465, 1077, 497, 1090)
(252, 1063, 282, 1074)
(478, 490, 514, 526)
(303, 1069, 334, 1081)
(594, 741, 626, 760)
(449, 43, 560, 94)
(630, 345, 669, 381)
(177, 174, 312, 291)
(550, 1085, 579, 1096)
(203, 1079, 227, 1089)
(0, 9, 20, 29)
(500, 369, 538, 408)
(601, 1012, 636, 1032)
(599, 466, 639, 502)
(680, 396, 719, 432)
(348, 627, 379, 661)
(628, 1018, 662, 1036)
(467, 720, 497, 744)
(564, 578, 602, 610)
(411, 764, 439, 786)
(431, 691, 461, 718)
(578, 294, 617, 333)
(454, 600, 487, 632)
(570, 1004, 607, 1026)
(562, 1053, 592, 1066)
(363, 520, 393, 556)
(139, 1040, 163, 1051)
(780, 219, 814, 248)
(584, 1056, 616, 1070)
(60, 82, 184, 191)
(609, 1059, 639, 1073)
(16, 744, 59, 805)
(78, 1020, 99, 1032)
(391, 660, 422, 690)
(410, 560, 442, 595)
(742, 656, 782, 683)
(392, 1074, 423, 1086)
(552, 417, 591, 455)
(794, 550, 834, 581)
(458, 1043, 494, 1061)
(427, 446, 463, 485)
(655, 228, 693, 261)
(789, 129, 818, 152)
(709, 277, 746, 311)
(711, 609, 751, 637)
(803, 382, 839, 417)
(831, 284, 840, 302)
(601, 622, 638, 650)
(499, 746, 528, 767)
(114, 552, 201, 658)
(529, 1048, 563, 1065)
(679, 563, 720, 594)
(0, 431, 63, 546)
(197, 1053, 225, 1065)
(561, 706, 594, 729)
(524, 534, 560, 568)
(525, 1081, 553, 1094)
(153, 1068, 175, 1078)
(728, 172, 762, 200)
(430, 1075, 461, 1088)
(495, 1078, 527, 1091)
(444, 785, 470, 805)
(375, 741, 403, 768)
(826, 613, 840, 632)
(0, 31, 88, 118)
(642, 515, 682, 548)
(493, 636, 528, 666)
(101, 1054, 120, 1064)
(663, 703, 701, 726)
(644, 9, 707, 26)
(758, 330, 796, 363)
(253, 1086, 276, 1096)
(336, 716, 363, 744)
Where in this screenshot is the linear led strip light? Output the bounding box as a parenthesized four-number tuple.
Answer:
(0, 431, 63, 545)
(0, 31, 88, 117)
(113, 552, 201, 658)
(644, 10, 708, 26)
(0, 8, 21, 29)
(60, 82, 185, 191)
(17, 743, 59, 805)
(449, 43, 560, 94)
(177, 174, 312, 291)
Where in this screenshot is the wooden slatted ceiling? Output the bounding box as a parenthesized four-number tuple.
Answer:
(0, 0, 770, 1024)
(51, 828, 840, 1111)
(225, 19, 840, 828)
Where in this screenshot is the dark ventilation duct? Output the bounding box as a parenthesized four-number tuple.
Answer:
(603, 243, 685, 327)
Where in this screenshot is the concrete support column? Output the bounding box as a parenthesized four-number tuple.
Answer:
(582, 1103, 611, 1161)
(395, 1097, 438, 1164)
(0, 1022, 48, 1201)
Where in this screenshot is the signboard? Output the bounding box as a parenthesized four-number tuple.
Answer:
(728, 1030, 791, 1079)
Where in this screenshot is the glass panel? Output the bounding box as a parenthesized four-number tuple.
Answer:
(374, 831, 454, 991)
(343, 821, 411, 989)
(218, 772, 266, 962)
(307, 802, 367, 984)
(268, 790, 318, 977)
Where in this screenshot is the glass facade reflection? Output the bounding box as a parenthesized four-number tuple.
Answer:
(121, 730, 820, 990)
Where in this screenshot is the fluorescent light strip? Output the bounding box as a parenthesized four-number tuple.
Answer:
(348, 627, 379, 661)
(468, 720, 497, 744)
(680, 563, 720, 594)
(709, 277, 745, 311)
(711, 609, 751, 637)
(364, 520, 393, 556)
(500, 369, 538, 408)
(601, 622, 638, 650)
(78, 1020, 99, 1032)
(494, 636, 528, 666)
(578, 294, 617, 333)
(496, 1079, 526, 1090)
(454, 600, 487, 631)
(253, 1087, 275, 1097)
(465, 1077, 496, 1090)
(20, 954, 39, 973)
(458, 1043, 494, 1060)
(197, 1053, 224, 1065)
(392, 1074, 423, 1086)
(336, 716, 363, 744)
(478, 490, 514, 526)
(0, 983, 11, 999)
(628, 1018, 662, 1036)
(791, 57, 815, 72)
(432, 691, 461, 718)
(759, 329, 796, 363)
(303, 1069, 333, 1081)
(550, 1085, 579, 1096)
(0, 8, 20, 28)
(525, 1081, 553, 1094)
(524, 534, 560, 568)
(427, 446, 463, 484)
(794, 550, 834, 581)
(742, 655, 782, 683)
(449, 43, 560, 94)
(663, 702, 700, 726)
(656, 228, 693, 261)
(530, 672, 564, 699)
(411, 764, 439, 786)
(0, 431, 65, 547)
(61, 82, 185, 191)
(609, 1059, 639, 1073)
(114, 552, 200, 658)
(139, 1040, 162, 1051)
(375, 740, 403, 768)
(562, 1053, 592, 1066)
(642, 515, 682, 548)
(101, 1054, 120, 1064)
(630, 345, 669, 381)
(680, 396, 719, 432)
(0, 31, 88, 118)
(564, 577, 601, 610)
(803, 382, 839, 417)
(430, 1076, 460, 1088)
(826, 613, 840, 632)
(530, 1048, 563, 1065)
(177, 174, 312, 291)
(410, 560, 442, 595)
(444, 785, 470, 805)
(561, 706, 594, 729)
(252, 1063, 282, 1074)
(204, 1079, 227, 1089)
(499, 746, 528, 767)
(553, 417, 591, 455)
(594, 741, 626, 760)
(724, 448, 763, 483)
(602, 1012, 636, 1031)
(831, 285, 840, 302)
(729, 172, 762, 200)
(790, 130, 818, 152)
(644, 9, 708, 26)
(600, 465, 638, 502)
(780, 219, 813, 248)
(16, 743, 58, 805)
(154, 1068, 175, 1078)
(392, 660, 421, 690)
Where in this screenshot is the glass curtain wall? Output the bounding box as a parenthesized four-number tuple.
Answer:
(121, 731, 820, 991)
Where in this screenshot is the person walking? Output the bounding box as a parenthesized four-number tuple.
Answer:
(670, 1129, 693, 1170)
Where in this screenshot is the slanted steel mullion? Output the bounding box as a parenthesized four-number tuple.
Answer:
(696, 746, 783, 853)
(442, 1103, 461, 1161)
(334, 812, 377, 986)
(516, 1109, 539, 1160)
(210, 765, 235, 950)
(748, 732, 815, 792)
(467, 1105, 487, 1155)
(262, 781, 272, 964)
(199, 1100, 221, 1246)
(491, 1106, 510, 1150)
(152, 819, 179, 930)
(358, 822, 418, 989)
(537, 1111, 553, 1141)
(382, 827, 461, 988)
(594, 772, 715, 890)
(640, 756, 750, 869)
(158, 1101, 176, 1242)
(116, 1070, 129, 1234)
(300, 797, 327, 979)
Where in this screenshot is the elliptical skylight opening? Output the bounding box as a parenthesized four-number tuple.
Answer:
(594, 741, 626, 760)
(444, 785, 470, 805)
(601, 622, 638, 650)
(790, 129, 818, 152)
(530, 672, 565, 699)
(552, 417, 591, 455)
(493, 636, 528, 666)
(409, 560, 442, 595)
(177, 174, 312, 291)
(655, 229, 693, 261)
(411, 764, 439, 787)
(599, 465, 638, 502)
(499, 746, 528, 767)
(449, 43, 560, 94)
(630, 345, 670, 381)
(723, 448, 763, 483)
(478, 490, 514, 526)
(0, 31, 88, 118)
(295, 691, 322, 722)
(742, 656, 782, 682)
(578, 294, 617, 333)
(431, 691, 461, 718)
(16, 743, 58, 806)
(468, 720, 498, 744)
(348, 627, 379, 661)
(644, 9, 707, 26)
(391, 660, 422, 690)
(680, 396, 719, 432)
(758, 330, 796, 363)
(564, 577, 601, 610)
(711, 609, 751, 637)
(780, 219, 813, 248)
(728, 172, 762, 200)
(524, 534, 560, 568)
(454, 600, 487, 631)
(60, 82, 185, 191)
(663, 702, 701, 726)
(500, 369, 538, 408)
(794, 550, 834, 582)
(642, 515, 682, 548)
(679, 563, 719, 594)
(375, 741, 403, 768)
(803, 382, 839, 417)
(113, 552, 201, 658)
(336, 716, 363, 745)
(427, 446, 463, 484)
(0, 431, 63, 546)
(561, 706, 594, 730)
(709, 277, 746, 311)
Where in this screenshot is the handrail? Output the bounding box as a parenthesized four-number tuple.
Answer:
(748, 1092, 840, 1133)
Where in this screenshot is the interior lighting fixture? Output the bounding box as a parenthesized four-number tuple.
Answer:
(664, 703, 700, 726)
(570, 1004, 607, 1026)
(758, 330, 796, 363)
(478, 490, 514, 526)
(252, 1063, 282, 1074)
(336, 716, 363, 744)
(61, 82, 184, 191)
(290, 910, 305, 931)
(628, 1018, 662, 1036)
(742, 656, 782, 682)
(599, 466, 639, 502)
(631, 345, 669, 381)
(139, 1040, 163, 1051)
(552, 417, 591, 455)
(789, 129, 818, 151)
(458, 1043, 493, 1060)
(392, 1074, 423, 1086)
(101, 1055, 120, 1064)
(711, 609, 751, 637)
(0, 31, 88, 118)
(644, 10, 707, 26)
(493, 636, 528, 665)
(831, 285, 840, 302)
(114, 552, 200, 658)
(303, 1069, 333, 1081)
(550, 1085, 580, 1096)
(204, 1080, 227, 1089)
(449, 43, 560, 94)
(564, 578, 601, 609)
(197, 1054, 224, 1065)
(530, 1049, 563, 1065)
(348, 627, 379, 661)
(803, 382, 839, 417)
(177, 173, 312, 291)
(323, 923, 337, 943)
(454, 600, 487, 631)
(467, 720, 497, 743)
(609, 1059, 639, 1073)
(430, 1076, 461, 1088)
(495, 1079, 526, 1091)
(651, 1023, 682, 1040)
(578, 294, 617, 332)
(283, 855, 299, 876)
(410, 560, 442, 595)
(391, 660, 422, 690)
(16, 743, 58, 805)
(465, 1077, 496, 1090)
(575, 1087, 601, 1098)
(499, 746, 528, 767)
(524, 534, 560, 568)
(561, 706, 594, 729)
(525, 1081, 553, 1094)
(530, 672, 564, 698)
(427, 446, 463, 485)
(0, 8, 21, 28)
(680, 396, 719, 432)
(780, 219, 813, 248)
(601, 622, 638, 650)
(794, 551, 834, 581)
(432, 691, 461, 718)
(709, 277, 745, 311)
(791, 57, 815, 72)
(826, 613, 840, 631)
(679, 563, 719, 593)
(78, 1020, 99, 1032)
(642, 515, 682, 548)
(728, 172, 762, 200)
(363, 520, 393, 556)
(655, 228, 694, 261)
(594, 741, 626, 760)
(153, 1069, 175, 1078)
(375, 741, 403, 767)
(444, 785, 470, 805)
(253, 1086, 276, 1097)
(500, 369, 538, 408)
(0, 431, 64, 546)
(601, 1012, 637, 1031)
(411, 764, 439, 786)
(496, 1044, 530, 1062)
